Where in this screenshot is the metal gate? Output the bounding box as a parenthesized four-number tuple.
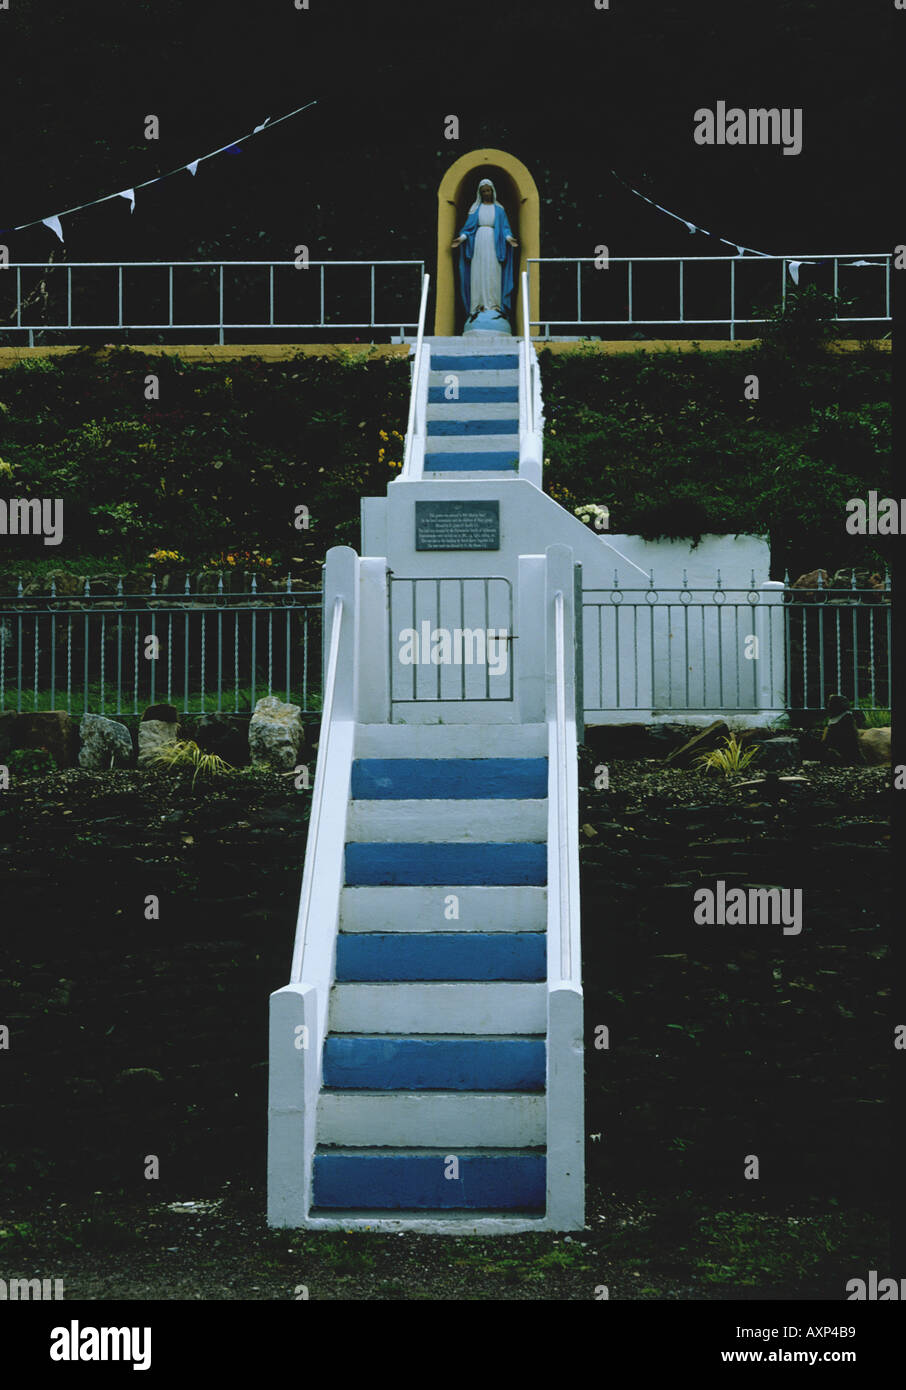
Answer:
(388, 575, 515, 707)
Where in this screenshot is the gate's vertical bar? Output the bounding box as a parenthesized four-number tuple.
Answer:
(100, 614, 106, 713)
(285, 575, 292, 704)
(149, 576, 157, 708)
(116, 579, 124, 714)
(50, 580, 57, 711)
(219, 265, 225, 346)
(252, 574, 259, 711)
(235, 608, 240, 713)
(83, 579, 91, 715)
(184, 575, 190, 714)
(217, 573, 223, 712)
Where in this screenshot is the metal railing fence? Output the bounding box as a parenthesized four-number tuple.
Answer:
(526, 253, 891, 341)
(0, 259, 425, 345)
(0, 574, 322, 716)
(1, 570, 891, 721)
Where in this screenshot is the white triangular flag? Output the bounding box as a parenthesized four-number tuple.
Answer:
(848, 260, 884, 268)
(42, 215, 64, 242)
(253, 117, 271, 133)
(683, 220, 697, 234)
(117, 188, 136, 213)
(186, 160, 200, 176)
(787, 260, 814, 285)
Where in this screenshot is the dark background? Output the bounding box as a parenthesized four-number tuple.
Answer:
(0, 0, 899, 270)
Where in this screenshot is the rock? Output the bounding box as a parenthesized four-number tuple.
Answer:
(15, 711, 78, 768)
(194, 714, 247, 767)
(829, 567, 887, 592)
(822, 710, 861, 764)
(138, 719, 178, 766)
(751, 736, 800, 772)
(78, 714, 134, 770)
(0, 711, 17, 760)
(791, 568, 829, 590)
(141, 703, 179, 724)
(248, 695, 304, 771)
(665, 719, 730, 767)
(858, 727, 891, 766)
(584, 723, 651, 761)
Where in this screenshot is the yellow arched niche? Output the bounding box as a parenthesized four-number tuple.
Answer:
(435, 148, 540, 337)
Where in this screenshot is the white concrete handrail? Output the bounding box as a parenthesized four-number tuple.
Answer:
(400, 273, 431, 480)
(518, 270, 544, 490)
(544, 545, 584, 1228)
(545, 545, 581, 991)
(552, 587, 573, 982)
(521, 269, 533, 435)
(291, 594, 344, 983)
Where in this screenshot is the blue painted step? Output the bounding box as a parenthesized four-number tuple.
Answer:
(312, 1149, 545, 1211)
(335, 932, 546, 982)
(431, 354, 518, 371)
(323, 1035, 545, 1091)
(345, 842, 547, 886)
(424, 453, 518, 472)
(428, 386, 518, 402)
(351, 758, 548, 800)
(427, 419, 518, 436)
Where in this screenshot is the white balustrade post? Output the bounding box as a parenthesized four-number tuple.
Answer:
(322, 545, 359, 722)
(267, 982, 318, 1227)
(358, 556, 390, 723)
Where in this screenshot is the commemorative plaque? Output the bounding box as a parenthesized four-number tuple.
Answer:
(415, 500, 500, 552)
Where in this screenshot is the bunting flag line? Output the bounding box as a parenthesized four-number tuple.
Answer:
(609, 170, 888, 281)
(1, 98, 317, 243)
(610, 168, 772, 257)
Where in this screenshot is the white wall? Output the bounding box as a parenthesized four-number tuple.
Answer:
(361, 480, 782, 725)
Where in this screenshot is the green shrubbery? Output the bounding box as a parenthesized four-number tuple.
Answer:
(0, 305, 890, 587)
(540, 310, 890, 576)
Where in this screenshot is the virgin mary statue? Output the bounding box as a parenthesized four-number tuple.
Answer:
(452, 178, 518, 326)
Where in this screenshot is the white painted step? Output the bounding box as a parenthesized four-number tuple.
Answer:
(346, 799, 546, 843)
(340, 885, 547, 933)
(301, 1212, 550, 1234)
(317, 1091, 545, 1147)
(426, 402, 519, 421)
(425, 434, 520, 453)
(329, 982, 547, 1034)
(425, 336, 516, 350)
(355, 724, 547, 758)
(428, 370, 518, 389)
(423, 469, 518, 481)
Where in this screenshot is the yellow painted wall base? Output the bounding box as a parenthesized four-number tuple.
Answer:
(0, 339, 887, 369)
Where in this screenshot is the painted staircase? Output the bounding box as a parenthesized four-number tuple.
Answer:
(425, 337, 520, 480)
(312, 726, 548, 1221)
(268, 305, 583, 1233)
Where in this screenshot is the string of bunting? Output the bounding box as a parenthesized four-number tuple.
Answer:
(1, 99, 318, 244)
(610, 169, 887, 282)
